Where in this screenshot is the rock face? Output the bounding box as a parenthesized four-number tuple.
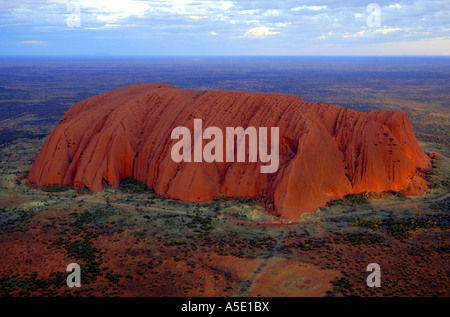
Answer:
(29, 83, 430, 219)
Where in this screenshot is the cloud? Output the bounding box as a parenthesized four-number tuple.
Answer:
(275, 22, 291, 27)
(388, 4, 402, 9)
(238, 9, 258, 15)
(263, 9, 280, 16)
(78, 0, 151, 24)
(291, 5, 327, 11)
(242, 26, 279, 39)
(322, 37, 450, 56)
(362, 36, 450, 55)
(19, 40, 48, 46)
(189, 15, 206, 20)
(342, 27, 423, 38)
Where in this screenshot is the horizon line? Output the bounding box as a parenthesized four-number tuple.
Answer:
(0, 54, 449, 58)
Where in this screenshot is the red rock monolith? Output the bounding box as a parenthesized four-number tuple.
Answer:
(28, 83, 430, 219)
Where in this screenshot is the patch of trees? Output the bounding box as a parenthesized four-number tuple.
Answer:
(349, 214, 450, 239)
(342, 233, 385, 245)
(118, 178, 154, 194)
(327, 193, 368, 207)
(41, 184, 70, 192)
(0, 129, 46, 148)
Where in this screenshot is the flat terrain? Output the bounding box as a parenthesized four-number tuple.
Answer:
(0, 57, 448, 297)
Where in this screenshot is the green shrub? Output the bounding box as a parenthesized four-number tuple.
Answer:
(344, 233, 385, 245)
(387, 190, 406, 198)
(345, 194, 368, 205)
(41, 185, 70, 192)
(118, 178, 154, 194)
(76, 187, 92, 195)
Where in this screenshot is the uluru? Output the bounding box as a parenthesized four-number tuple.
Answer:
(28, 83, 431, 219)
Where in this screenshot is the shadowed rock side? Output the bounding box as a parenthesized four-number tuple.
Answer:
(28, 83, 431, 219)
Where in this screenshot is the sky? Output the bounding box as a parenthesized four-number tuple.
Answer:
(0, 0, 449, 56)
